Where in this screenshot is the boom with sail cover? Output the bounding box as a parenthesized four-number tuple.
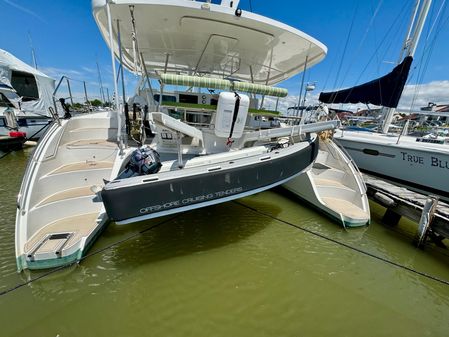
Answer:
(319, 56, 413, 108)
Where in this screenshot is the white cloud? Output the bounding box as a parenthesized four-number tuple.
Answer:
(81, 66, 97, 74)
(398, 80, 449, 110)
(3, 0, 47, 23)
(39, 66, 85, 80)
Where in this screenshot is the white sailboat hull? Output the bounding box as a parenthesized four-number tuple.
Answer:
(334, 130, 449, 201)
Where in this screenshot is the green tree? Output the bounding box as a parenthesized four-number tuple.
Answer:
(90, 99, 103, 107)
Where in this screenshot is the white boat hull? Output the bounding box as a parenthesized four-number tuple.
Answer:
(283, 139, 370, 227)
(0, 115, 52, 140)
(334, 130, 449, 201)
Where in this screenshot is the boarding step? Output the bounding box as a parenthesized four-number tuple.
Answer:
(48, 161, 114, 175)
(321, 197, 368, 220)
(24, 213, 99, 262)
(36, 186, 96, 207)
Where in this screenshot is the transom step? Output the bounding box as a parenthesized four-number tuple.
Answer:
(24, 213, 100, 261)
(27, 233, 73, 261)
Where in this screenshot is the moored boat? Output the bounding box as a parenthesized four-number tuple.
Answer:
(283, 137, 370, 228)
(15, 0, 338, 271)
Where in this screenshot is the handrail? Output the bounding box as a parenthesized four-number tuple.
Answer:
(52, 75, 96, 114)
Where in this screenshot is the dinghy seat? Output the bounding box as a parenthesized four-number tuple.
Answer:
(321, 197, 369, 220)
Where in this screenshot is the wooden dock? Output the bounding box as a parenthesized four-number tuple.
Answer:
(363, 173, 449, 248)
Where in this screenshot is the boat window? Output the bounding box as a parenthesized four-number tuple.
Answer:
(17, 119, 28, 127)
(179, 94, 198, 104)
(11, 71, 39, 101)
(153, 94, 177, 103)
(0, 93, 14, 107)
(0, 117, 5, 127)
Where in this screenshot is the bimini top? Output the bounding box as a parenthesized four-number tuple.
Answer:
(92, 0, 327, 86)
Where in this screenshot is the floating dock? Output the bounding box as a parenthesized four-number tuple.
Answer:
(363, 173, 449, 248)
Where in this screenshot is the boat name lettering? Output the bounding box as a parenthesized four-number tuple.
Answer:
(139, 187, 244, 214)
(431, 156, 449, 170)
(400, 152, 449, 170)
(401, 152, 424, 165)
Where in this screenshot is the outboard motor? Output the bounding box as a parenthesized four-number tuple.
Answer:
(117, 146, 162, 179)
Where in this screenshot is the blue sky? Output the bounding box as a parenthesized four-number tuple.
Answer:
(1, 0, 448, 110)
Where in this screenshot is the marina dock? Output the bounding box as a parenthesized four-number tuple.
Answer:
(363, 173, 449, 248)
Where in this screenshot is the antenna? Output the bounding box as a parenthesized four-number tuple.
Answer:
(28, 31, 38, 69)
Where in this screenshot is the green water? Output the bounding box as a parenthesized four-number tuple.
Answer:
(1, 148, 449, 337)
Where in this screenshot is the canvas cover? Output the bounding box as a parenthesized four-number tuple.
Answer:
(0, 49, 55, 116)
(160, 74, 288, 97)
(319, 56, 413, 108)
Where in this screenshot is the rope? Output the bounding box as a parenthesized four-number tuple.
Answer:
(24, 121, 52, 141)
(334, 1, 410, 104)
(339, 0, 384, 87)
(0, 150, 12, 160)
(3, 199, 448, 296)
(233, 200, 449, 287)
(409, 0, 449, 110)
(331, 2, 359, 94)
(0, 215, 180, 297)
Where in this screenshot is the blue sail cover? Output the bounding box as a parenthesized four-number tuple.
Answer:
(319, 56, 413, 108)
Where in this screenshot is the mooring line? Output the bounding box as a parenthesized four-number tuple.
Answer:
(234, 200, 449, 287)
(0, 215, 180, 297)
(0, 150, 12, 160)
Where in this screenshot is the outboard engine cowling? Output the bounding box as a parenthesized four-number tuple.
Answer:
(117, 146, 162, 179)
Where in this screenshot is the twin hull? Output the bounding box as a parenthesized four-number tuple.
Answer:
(102, 138, 319, 224)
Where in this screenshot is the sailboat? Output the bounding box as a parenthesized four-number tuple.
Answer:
(320, 0, 449, 202)
(15, 0, 338, 271)
(0, 49, 54, 141)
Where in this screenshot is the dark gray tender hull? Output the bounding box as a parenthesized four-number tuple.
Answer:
(102, 137, 318, 223)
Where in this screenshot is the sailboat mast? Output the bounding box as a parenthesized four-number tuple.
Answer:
(28, 32, 38, 70)
(408, 0, 433, 57)
(380, 0, 432, 134)
(398, 0, 421, 63)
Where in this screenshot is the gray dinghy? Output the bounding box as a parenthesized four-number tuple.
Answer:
(102, 136, 319, 224)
